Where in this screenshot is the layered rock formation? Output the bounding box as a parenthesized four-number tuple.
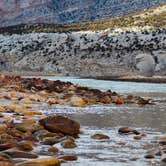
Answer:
(0, 0, 165, 27)
(0, 27, 165, 76)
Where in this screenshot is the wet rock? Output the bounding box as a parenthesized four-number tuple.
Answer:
(23, 111, 42, 116)
(162, 158, 166, 163)
(48, 147, 59, 153)
(61, 139, 77, 149)
(118, 127, 140, 135)
(116, 142, 127, 146)
(39, 116, 80, 136)
(144, 154, 155, 159)
(155, 150, 164, 156)
(58, 155, 77, 161)
(47, 98, 59, 105)
(115, 98, 124, 105)
(70, 96, 86, 107)
(137, 98, 151, 105)
(0, 152, 14, 166)
(3, 150, 38, 158)
(0, 143, 14, 151)
(159, 141, 166, 146)
(17, 157, 61, 166)
(7, 128, 25, 139)
(91, 134, 110, 140)
(29, 94, 45, 102)
(130, 157, 140, 161)
(134, 135, 142, 140)
(99, 95, 111, 104)
(0, 105, 6, 112)
(0, 113, 4, 117)
(16, 141, 33, 152)
(15, 123, 43, 133)
(42, 137, 61, 145)
(0, 124, 8, 134)
(34, 130, 63, 140)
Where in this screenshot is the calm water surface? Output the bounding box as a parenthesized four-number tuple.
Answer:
(29, 76, 166, 166)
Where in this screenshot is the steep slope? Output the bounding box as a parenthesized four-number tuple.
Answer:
(0, 0, 165, 27)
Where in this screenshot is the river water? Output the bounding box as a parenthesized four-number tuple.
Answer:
(29, 76, 166, 166)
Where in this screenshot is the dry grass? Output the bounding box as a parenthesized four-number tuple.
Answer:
(0, 4, 165, 34)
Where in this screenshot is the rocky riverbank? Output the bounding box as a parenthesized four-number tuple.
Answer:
(0, 73, 158, 165)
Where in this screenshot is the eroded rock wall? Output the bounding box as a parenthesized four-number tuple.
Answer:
(0, 28, 165, 76)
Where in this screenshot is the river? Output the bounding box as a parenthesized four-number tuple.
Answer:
(28, 76, 166, 166)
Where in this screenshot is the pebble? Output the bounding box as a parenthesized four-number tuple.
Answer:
(91, 134, 110, 140)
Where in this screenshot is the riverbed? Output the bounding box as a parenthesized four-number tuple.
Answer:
(27, 76, 166, 166)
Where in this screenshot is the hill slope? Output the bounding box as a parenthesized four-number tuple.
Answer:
(0, 0, 165, 27)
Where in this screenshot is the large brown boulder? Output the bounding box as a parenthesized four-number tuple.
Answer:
(39, 116, 80, 136)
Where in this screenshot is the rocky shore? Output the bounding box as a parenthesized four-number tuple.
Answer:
(0, 73, 166, 165)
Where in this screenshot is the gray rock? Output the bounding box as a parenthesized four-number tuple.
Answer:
(136, 53, 155, 77)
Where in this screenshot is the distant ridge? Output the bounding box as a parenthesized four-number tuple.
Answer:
(0, 0, 165, 27)
(0, 4, 165, 34)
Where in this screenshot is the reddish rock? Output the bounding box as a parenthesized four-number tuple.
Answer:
(118, 127, 140, 135)
(39, 116, 80, 136)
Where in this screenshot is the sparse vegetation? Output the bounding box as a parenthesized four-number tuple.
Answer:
(0, 4, 165, 34)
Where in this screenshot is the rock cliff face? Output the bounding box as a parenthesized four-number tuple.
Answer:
(0, 27, 165, 76)
(0, 0, 165, 27)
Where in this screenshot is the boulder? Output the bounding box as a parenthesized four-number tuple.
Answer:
(136, 53, 155, 77)
(39, 116, 80, 136)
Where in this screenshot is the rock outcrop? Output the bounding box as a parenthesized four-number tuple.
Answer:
(0, 0, 165, 27)
(0, 27, 165, 76)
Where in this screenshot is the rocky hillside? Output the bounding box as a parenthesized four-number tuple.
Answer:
(0, 27, 165, 77)
(0, 4, 165, 77)
(0, 0, 165, 27)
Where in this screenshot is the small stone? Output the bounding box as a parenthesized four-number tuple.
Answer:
(15, 123, 43, 133)
(0, 143, 14, 151)
(0, 124, 8, 134)
(130, 157, 140, 161)
(23, 111, 42, 116)
(48, 147, 59, 153)
(16, 141, 33, 152)
(0, 105, 6, 112)
(155, 150, 164, 156)
(0, 152, 14, 165)
(61, 139, 77, 149)
(116, 142, 127, 146)
(162, 158, 166, 163)
(118, 127, 140, 135)
(91, 134, 110, 140)
(134, 135, 142, 140)
(144, 154, 155, 159)
(3, 150, 38, 159)
(42, 137, 61, 145)
(58, 155, 77, 161)
(159, 141, 166, 146)
(115, 98, 124, 105)
(70, 96, 86, 107)
(17, 157, 60, 166)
